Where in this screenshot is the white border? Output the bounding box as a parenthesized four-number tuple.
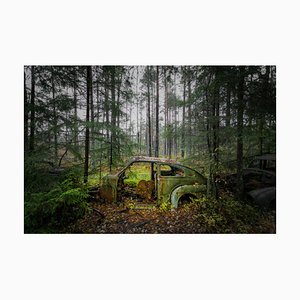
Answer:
(1, 1, 299, 300)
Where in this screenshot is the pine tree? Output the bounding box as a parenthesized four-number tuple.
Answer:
(84, 66, 91, 183)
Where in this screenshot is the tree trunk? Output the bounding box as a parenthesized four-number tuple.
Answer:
(96, 71, 100, 124)
(155, 66, 159, 157)
(117, 72, 122, 129)
(73, 69, 78, 149)
(259, 66, 270, 157)
(136, 67, 140, 153)
(29, 66, 35, 152)
(51, 67, 58, 164)
(164, 67, 168, 156)
(84, 66, 91, 183)
(174, 71, 177, 158)
(151, 68, 155, 149)
(110, 66, 116, 170)
(236, 66, 245, 200)
(213, 69, 220, 166)
(181, 67, 186, 158)
(24, 70, 29, 152)
(226, 82, 231, 128)
(103, 67, 110, 166)
(187, 67, 192, 156)
(205, 73, 216, 199)
(90, 67, 95, 168)
(147, 66, 152, 156)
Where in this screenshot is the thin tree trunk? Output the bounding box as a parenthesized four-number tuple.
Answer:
(110, 66, 116, 170)
(155, 66, 159, 157)
(90, 67, 95, 168)
(96, 67, 102, 181)
(151, 69, 155, 152)
(24, 70, 29, 152)
(187, 68, 192, 156)
(84, 66, 91, 183)
(96, 71, 100, 124)
(29, 66, 35, 152)
(259, 66, 270, 158)
(205, 73, 216, 198)
(147, 66, 152, 156)
(205, 77, 212, 155)
(117, 72, 122, 129)
(73, 69, 78, 147)
(213, 69, 220, 166)
(136, 67, 140, 153)
(174, 71, 177, 158)
(104, 67, 110, 166)
(181, 67, 186, 158)
(51, 67, 58, 164)
(164, 67, 168, 156)
(236, 66, 245, 200)
(139, 97, 143, 154)
(226, 82, 231, 128)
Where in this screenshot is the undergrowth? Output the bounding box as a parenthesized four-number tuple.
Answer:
(193, 196, 275, 233)
(24, 167, 91, 233)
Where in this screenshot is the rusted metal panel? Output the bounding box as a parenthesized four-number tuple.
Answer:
(170, 184, 207, 208)
(136, 180, 155, 200)
(99, 174, 118, 202)
(157, 164, 206, 204)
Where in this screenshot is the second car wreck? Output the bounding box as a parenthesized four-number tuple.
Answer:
(99, 156, 207, 208)
(225, 153, 276, 210)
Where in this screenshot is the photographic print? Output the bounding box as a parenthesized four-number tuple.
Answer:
(24, 66, 276, 233)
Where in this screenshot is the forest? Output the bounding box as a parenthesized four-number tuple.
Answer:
(24, 65, 276, 233)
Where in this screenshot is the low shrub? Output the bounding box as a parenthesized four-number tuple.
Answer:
(24, 179, 91, 233)
(194, 196, 275, 233)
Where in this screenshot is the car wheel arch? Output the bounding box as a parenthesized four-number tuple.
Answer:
(170, 184, 205, 208)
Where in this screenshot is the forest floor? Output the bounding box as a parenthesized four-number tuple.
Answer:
(65, 197, 276, 234)
(66, 200, 201, 234)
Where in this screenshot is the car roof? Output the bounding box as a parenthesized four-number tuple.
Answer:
(255, 154, 276, 161)
(129, 156, 181, 165)
(122, 156, 203, 176)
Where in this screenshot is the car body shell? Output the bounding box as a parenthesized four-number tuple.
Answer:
(247, 187, 276, 209)
(99, 156, 207, 208)
(226, 154, 276, 209)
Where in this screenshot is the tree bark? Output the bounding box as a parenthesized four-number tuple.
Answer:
(213, 69, 220, 166)
(29, 66, 35, 152)
(73, 69, 78, 147)
(103, 67, 110, 165)
(204, 73, 216, 199)
(181, 67, 186, 158)
(24, 70, 29, 152)
(226, 82, 231, 128)
(110, 66, 116, 170)
(84, 66, 91, 183)
(236, 66, 246, 200)
(174, 71, 177, 158)
(164, 67, 168, 156)
(147, 66, 152, 156)
(155, 66, 159, 157)
(136, 67, 140, 153)
(51, 67, 58, 164)
(187, 67, 192, 156)
(90, 67, 95, 167)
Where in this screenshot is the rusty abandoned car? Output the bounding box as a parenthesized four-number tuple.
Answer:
(226, 154, 276, 209)
(99, 156, 207, 208)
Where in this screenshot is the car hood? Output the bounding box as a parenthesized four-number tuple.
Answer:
(247, 187, 276, 208)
